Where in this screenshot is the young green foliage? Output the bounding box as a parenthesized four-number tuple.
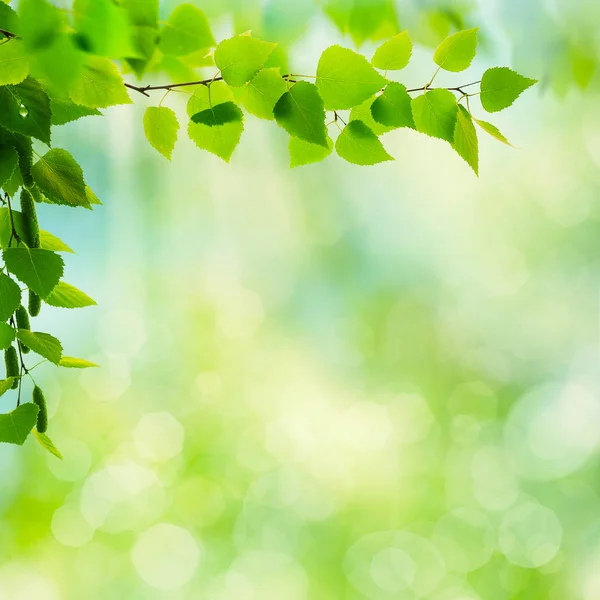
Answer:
(452, 105, 479, 175)
(242, 68, 287, 120)
(214, 34, 276, 87)
(480, 67, 537, 113)
(143, 107, 179, 160)
(45, 281, 96, 309)
(0, 323, 16, 350)
(0, 273, 21, 321)
(0, 402, 38, 444)
(3, 247, 64, 298)
(159, 4, 215, 57)
(16, 330, 62, 364)
(336, 121, 393, 165)
(191, 102, 244, 127)
(371, 83, 415, 129)
(412, 90, 458, 143)
(371, 31, 412, 71)
(434, 28, 479, 72)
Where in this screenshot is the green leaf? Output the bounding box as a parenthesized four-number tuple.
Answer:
(0, 273, 21, 321)
(0, 4, 19, 36)
(412, 89, 458, 143)
(122, 0, 158, 28)
(289, 135, 333, 168)
(29, 34, 85, 90)
(0, 39, 29, 85)
(474, 118, 513, 146)
(18, 0, 61, 50)
(187, 119, 243, 163)
(159, 4, 214, 57)
(143, 106, 179, 160)
(242, 68, 287, 120)
(85, 186, 101, 206)
(191, 102, 243, 127)
(371, 31, 412, 71)
(186, 81, 233, 117)
(0, 78, 52, 144)
(316, 45, 388, 110)
(16, 330, 62, 364)
(371, 82, 415, 129)
(349, 97, 394, 136)
(45, 281, 96, 308)
(480, 67, 537, 113)
(39, 230, 74, 253)
(0, 377, 14, 397)
(73, 0, 137, 58)
(0, 403, 38, 445)
(274, 81, 328, 147)
(0, 322, 15, 350)
(335, 120, 393, 165)
(0, 146, 18, 188)
(32, 429, 63, 459)
(31, 149, 91, 209)
(59, 356, 99, 368)
(47, 93, 101, 126)
(214, 34, 276, 87)
(3, 248, 64, 298)
(434, 28, 478, 72)
(69, 56, 133, 108)
(453, 105, 478, 175)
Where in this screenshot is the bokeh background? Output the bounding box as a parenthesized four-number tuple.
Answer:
(1, 0, 600, 598)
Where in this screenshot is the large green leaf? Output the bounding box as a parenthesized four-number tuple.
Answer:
(274, 82, 328, 147)
(3, 247, 64, 298)
(335, 120, 393, 165)
(0, 403, 38, 446)
(16, 329, 62, 364)
(242, 68, 287, 120)
(45, 281, 96, 308)
(412, 89, 458, 143)
(187, 120, 243, 163)
(370, 83, 414, 129)
(289, 135, 333, 168)
(452, 105, 478, 175)
(0, 78, 52, 144)
(159, 3, 214, 56)
(69, 56, 132, 108)
(143, 106, 179, 160)
(0, 39, 29, 85)
(191, 102, 243, 127)
(215, 34, 276, 87)
(433, 28, 478, 72)
(317, 45, 388, 110)
(480, 67, 537, 113)
(0, 322, 15, 350)
(0, 273, 21, 321)
(31, 149, 90, 209)
(371, 31, 412, 71)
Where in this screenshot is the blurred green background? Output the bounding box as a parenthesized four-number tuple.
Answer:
(2, 1, 600, 598)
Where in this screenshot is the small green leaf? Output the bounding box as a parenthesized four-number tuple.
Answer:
(412, 89, 458, 143)
(69, 56, 133, 108)
(274, 81, 328, 147)
(143, 106, 179, 160)
(45, 281, 96, 308)
(371, 82, 415, 129)
(33, 429, 63, 459)
(0, 322, 16, 350)
(187, 120, 243, 163)
(159, 3, 215, 56)
(453, 105, 478, 175)
(317, 45, 388, 109)
(0, 146, 18, 188)
(191, 102, 243, 127)
(3, 247, 64, 298)
(0, 377, 14, 397)
(0, 77, 52, 144)
(434, 28, 478, 72)
(0, 403, 38, 445)
(59, 356, 99, 368)
(289, 135, 333, 168)
(242, 68, 287, 120)
(480, 67, 537, 113)
(0, 273, 21, 321)
(31, 148, 90, 209)
(473, 118, 513, 146)
(371, 31, 412, 71)
(335, 120, 393, 165)
(215, 34, 276, 87)
(16, 330, 62, 364)
(39, 230, 74, 253)
(0, 39, 29, 85)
